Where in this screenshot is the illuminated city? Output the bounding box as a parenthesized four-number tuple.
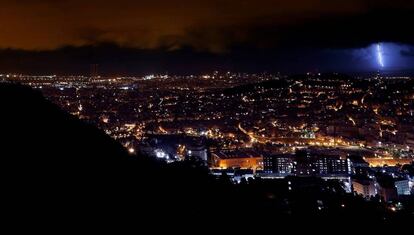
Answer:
(3, 72, 414, 184)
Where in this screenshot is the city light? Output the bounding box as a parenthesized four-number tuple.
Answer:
(154, 149, 168, 159)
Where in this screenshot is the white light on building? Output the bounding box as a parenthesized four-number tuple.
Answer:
(155, 149, 168, 159)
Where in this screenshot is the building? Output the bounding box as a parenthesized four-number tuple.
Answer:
(293, 151, 313, 176)
(294, 150, 351, 176)
(186, 144, 208, 162)
(394, 179, 411, 196)
(263, 154, 295, 176)
(377, 179, 398, 202)
(348, 155, 370, 175)
(262, 151, 351, 179)
(211, 149, 265, 170)
(352, 179, 377, 199)
(312, 156, 351, 176)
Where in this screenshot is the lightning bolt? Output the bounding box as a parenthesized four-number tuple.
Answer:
(377, 43, 384, 68)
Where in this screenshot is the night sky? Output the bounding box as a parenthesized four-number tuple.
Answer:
(1, 0, 413, 75)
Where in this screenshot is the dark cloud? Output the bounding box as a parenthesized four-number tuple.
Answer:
(0, 44, 230, 75)
(0, 0, 413, 51)
(1, 43, 413, 75)
(0, 0, 413, 74)
(401, 48, 414, 57)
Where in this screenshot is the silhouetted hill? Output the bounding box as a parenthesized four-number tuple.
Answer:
(1, 83, 130, 159)
(0, 83, 216, 230)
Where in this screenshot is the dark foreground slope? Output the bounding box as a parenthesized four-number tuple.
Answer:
(1, 83, 412, 232)
(1, 83, 218, 230)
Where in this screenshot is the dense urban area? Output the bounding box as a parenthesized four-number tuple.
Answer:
(3, 72, 413, 215)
